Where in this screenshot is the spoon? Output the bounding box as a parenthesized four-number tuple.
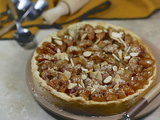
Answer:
(0, 0, 31, 25)
(14, 0, 47, 46)
(0, 0, 47, 45)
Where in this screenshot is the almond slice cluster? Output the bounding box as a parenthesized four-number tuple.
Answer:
(35, 23, 155, 102)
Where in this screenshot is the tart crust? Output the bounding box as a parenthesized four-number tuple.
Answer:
(31, 22, 157, 115)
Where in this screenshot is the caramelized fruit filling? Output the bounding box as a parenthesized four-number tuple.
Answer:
(35, 24, 155, 102)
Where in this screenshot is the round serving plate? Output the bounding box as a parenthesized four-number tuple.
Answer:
(26, 38, 160, 120)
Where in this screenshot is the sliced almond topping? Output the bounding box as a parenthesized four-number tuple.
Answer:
(83, 51, 92, 57)
(92, 85, 99, 90)
(87, 86, 95, 94)
(111, 32, 123, 38)
(68, 83, 77, 89)
(94, 64, 100, 70)
(79, 56, 87, 66)
(94, 29, 103, 33)
(82, 74, 87, 79)
(52, 36, 61, 40)
(113, 84, 119, 91)
(131, 77, 134, 80)
(97, 71, 102, 81)
(64, 35, 68, 39)
(69, 36, 72, 40)
(68, 29, 76, 38)
(70, 58, 74, 66)
(81, 67, 88, 72)
(124, 55, 131, 60)
(54, 53, 69, 61)
(89, 71, 97, 79)
(80, 80, 85, 88)
(112, 53, 120, 61)
(81, 33, 87, 40)
(64, 70, 71, 79)
(104, 76, 112, 83)
(130, 52, 139, 57)
(118, 50, 123, 59)
(54, 40, 63, 46)
(126, 46, 131, 53)
(101, 61, 108, 66)
(112, 74, 121, 83)
(57, 48, 61, 53)
(125, 66, 129, 70)
(121, 68, 124, 70)
(67, 46, 81, 52)
(119, 38, 127, 48)
(103, 29, 108, 33)
(113, 65, 118, 71)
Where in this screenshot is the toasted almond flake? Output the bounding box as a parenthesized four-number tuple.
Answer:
(81, 67, 88, 72)
(64, 70, 71, 79)
(81, 33, 87, 40)
(112, 53, 120, 61)
(82, 74, 87, 79)
(69, 36, 72, 40)
(68, 83, 77, 89)
(68, 30, 75, 38)
(54, 40, 63, 46)
(119, 38, 127, 49)
(118, 50, 123, 59)
(130, 52, 139, 57)
(54, 53, 69, 61)
(52, 36, 61, 40)
(124, 56, 131, 59)
(91, 88, 96, 94)
(83, 51, 92, 57)
(120, 79, 125, 83)
(104, 29, 108, 33)
(93, 85, 99, 90)
(94, 29, 103, 33)
(101, 61, 108, 66)
(113, 84, 119, 91)
(113, 74, 121, 84)
(121, 68, 124, 70)
(70, 58, 74, 66)
(113, 65, 118, 71)
(97, 71, 102, 81)
(126, 46, 131, 53)
(111, 32, 123, 38)
(64, 35, 68, 39)
(57, 48, 61, 53)
(80, 79, 85, 88)
(68, 46, 81, 52)
(89, 71, 97, 78)
(65, 55, 69, 61)
(104, 76, 112, 83)
(131, 77, 134, 80)
(94, 64, 100, 70)
(43, 54, 54, 60)
(125, 66, 129, 70)
(79, 56, 87, 66)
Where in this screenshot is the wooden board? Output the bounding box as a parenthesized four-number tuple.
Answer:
(26, 38, 160, 120)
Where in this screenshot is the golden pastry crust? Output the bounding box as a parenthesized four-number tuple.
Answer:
(31, 22, 157, 115)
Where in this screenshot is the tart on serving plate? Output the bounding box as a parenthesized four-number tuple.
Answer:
(31, 22, 157, 115)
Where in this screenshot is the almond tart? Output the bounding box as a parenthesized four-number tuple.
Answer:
(31, 22, 157, 115)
